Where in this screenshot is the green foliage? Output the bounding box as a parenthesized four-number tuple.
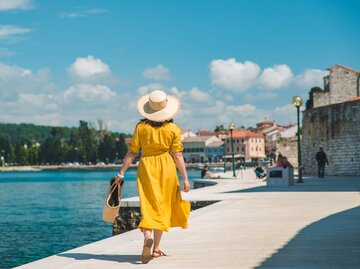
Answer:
(214, 125, 225, 132)
(0, 121, 130, 165)
(0, 123, 69, 145)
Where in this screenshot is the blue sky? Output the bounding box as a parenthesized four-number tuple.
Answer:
(0, 0, 359, 132)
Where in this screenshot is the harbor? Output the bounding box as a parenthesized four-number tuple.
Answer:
(14, 171, 360, 268)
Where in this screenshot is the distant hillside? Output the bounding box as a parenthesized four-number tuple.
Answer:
(0, 123, 72, 145)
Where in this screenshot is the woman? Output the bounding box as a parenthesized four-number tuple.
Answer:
(115, 90, 191, 264)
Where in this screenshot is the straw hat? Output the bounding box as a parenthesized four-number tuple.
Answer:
(136, 90, 180, 122)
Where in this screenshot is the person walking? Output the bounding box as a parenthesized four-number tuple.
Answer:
(114, 90, 191, 264)
(315, 147, 329, 178)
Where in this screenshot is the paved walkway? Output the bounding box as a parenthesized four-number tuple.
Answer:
(16, 174, 360, 269)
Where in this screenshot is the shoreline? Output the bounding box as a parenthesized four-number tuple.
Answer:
(0, 164, 133, 172)
(0, 163, 218, 172)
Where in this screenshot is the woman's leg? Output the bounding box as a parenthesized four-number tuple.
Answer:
(153, 229, 163, 251)
(143, 228, 152, 239)
(141, 228, 153, 264)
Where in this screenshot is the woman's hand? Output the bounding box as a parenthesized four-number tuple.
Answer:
(114, 172, 124, 184)
(183, 179, 190, 193)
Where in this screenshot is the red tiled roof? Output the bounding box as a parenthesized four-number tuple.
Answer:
(227, 130, 264, 138)
(257, 120, 274, 125)
(197, 130, 216, 136)
(347, 96, 360, 103)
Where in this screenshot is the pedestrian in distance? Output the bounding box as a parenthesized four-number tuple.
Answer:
(114, 90, 190, 264)
(254, 163, 266, 179)
(201, 164, 221, 179)
(315, 147, 329, 178)
(201, 164, 210, 178)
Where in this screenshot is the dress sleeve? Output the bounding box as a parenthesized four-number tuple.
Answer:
(171, 126, 183, 153)
(128, 123, 141, 153)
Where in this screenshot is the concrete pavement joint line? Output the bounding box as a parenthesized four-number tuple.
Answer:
(14, 172, 360, 269)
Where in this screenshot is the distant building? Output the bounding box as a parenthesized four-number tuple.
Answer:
(255, 120, 296, 155)
(181, 130, 197, 140)
(256, 120, 275, 133)
(205, 141, 224, 162)
(197, 129, 227, 140)
(183, 136, 222, 163)
(302, 64, 360, 176)
(312, 64, 360, 108)
(225, 130, 265, 162)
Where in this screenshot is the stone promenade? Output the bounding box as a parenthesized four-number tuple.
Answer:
(15, 173, 360, 269)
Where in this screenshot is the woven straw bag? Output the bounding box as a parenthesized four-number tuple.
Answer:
(102, 177, 124, 223)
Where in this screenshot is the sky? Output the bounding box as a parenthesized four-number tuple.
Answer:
(0, 0, 359, 133)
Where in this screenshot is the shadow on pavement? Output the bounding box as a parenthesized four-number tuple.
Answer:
(57, 253, 140, 264)
(256, 205, 360, 268)
(225, 176, 360, 193)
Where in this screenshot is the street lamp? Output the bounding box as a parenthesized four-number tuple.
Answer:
(1, 149, 5, 167)
(223, 139, 226, 173)
(292, 96, 303, 183)
(228, 122, 236, 177)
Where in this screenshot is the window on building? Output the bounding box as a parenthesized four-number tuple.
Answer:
(237, 147, 239, 151)
(227, 148, 229, 152)
(236, 139, 239, 143)
(256, 146, 258, 151)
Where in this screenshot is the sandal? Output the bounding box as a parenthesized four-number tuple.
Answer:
(152, 249, 167, 258)
(141, 237, 154, 264)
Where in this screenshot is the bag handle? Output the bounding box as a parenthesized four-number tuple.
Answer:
(109, 177, 125, 194)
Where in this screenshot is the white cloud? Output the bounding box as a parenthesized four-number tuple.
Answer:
(0, 25, 32, 39)
(210, 58, 260, 92)
(273, 104, 297, 123)
(258, 64, 293, 90)
(64, 84, 116, 102)
(244, 92, 277, 101)
(295, 69, 328, 89)
(0, 47, 15, 57)
(169, 86, 186, 98)
(137, 83, 164, 95)
(0, 0, 32, 11)
(69, 55, 109, 78)
(59, 8, 108, 18)
(0, 62, 53, 100)
(68, 55, 110, 80)
(227, 104, 258, 117)
(186, 87, 210, 102)
(18, 93, 58, 110)
(143, 64, 171, 81)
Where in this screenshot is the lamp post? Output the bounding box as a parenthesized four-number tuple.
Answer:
(223, 139, 226, 173)
(1, 149, 5, 167)
(228, 123, 236, 177)
(292, 96, 303, 183)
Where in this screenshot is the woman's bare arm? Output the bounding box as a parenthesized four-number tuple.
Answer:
(172, 152, 190, 192)
(115, 150, 137, 183)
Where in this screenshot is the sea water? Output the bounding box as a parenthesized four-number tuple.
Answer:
(0, 169, 201, 268)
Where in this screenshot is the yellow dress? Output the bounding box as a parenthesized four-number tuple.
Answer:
(129, 121, 190, 232)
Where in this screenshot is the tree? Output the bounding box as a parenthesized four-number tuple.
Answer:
(39, 127, 69, 164)
(98, 133, 116, 163)
(214, 125, 225, 132)
(116, 134, 128, 161)
(78, 120, 98, 163)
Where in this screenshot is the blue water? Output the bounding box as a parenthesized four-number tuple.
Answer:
(0, 169, 201, 269)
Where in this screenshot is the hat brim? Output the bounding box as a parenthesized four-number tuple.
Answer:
(136, 94, 180, 122)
